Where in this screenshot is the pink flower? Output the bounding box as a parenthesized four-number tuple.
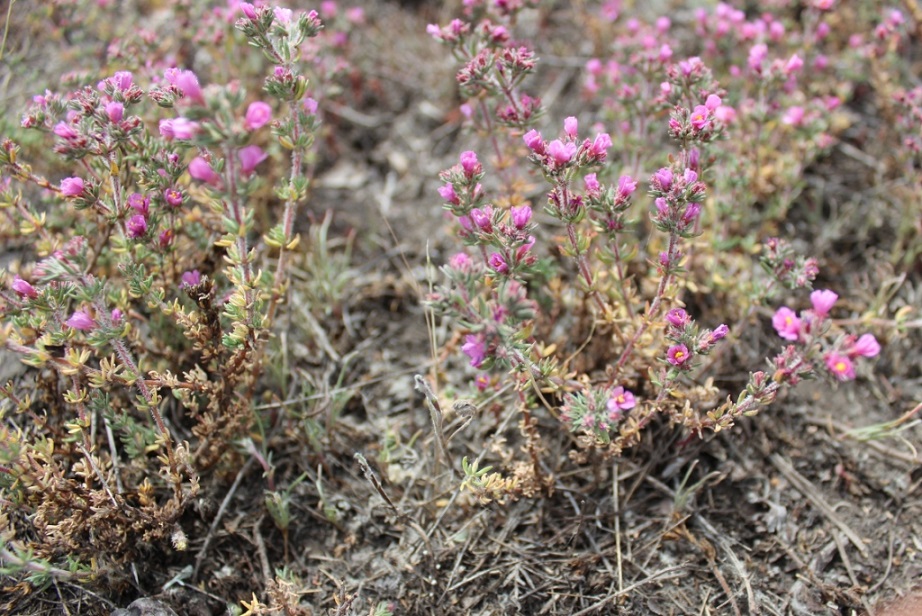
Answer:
(705, 94, 722, 111)
(159, 117, 199, 140)
(164, 187, 184, 208)
(617, 175, 637, 199)
(564, 116, 578, 139)
(438, 183, 459, 205)
(180, 270, 201, 288)
(547, 140, 576, 166)
(584, 173, 600, 194)
(667, 344, 691, 366)
(772, 307, 802, 341)
(239, 2, 258, 19)
(510, 205, 532, 229)
(303, 97, 319, 115)
(110, 308, 123, 323)
(470, 207, 492, 232)
(127, 214, 148, 238)
(690, 105, 710, 131)
(53, 122, 78, 140)
(810, 289, 838, 317)
(244, 101, 272, 130)
(105, 101, 124, 123)
(462, 334, 486, 367)
(273, 7, 293, 23)
(112, 71, 133, 91)
(65, 310, 96, 331)
(238, 145, 268, 175)
(60, 177, 84, 197)
(652, 168, 673, 192)
(460, 151, 481, 178)
(189, 157, 220, 184)
(607, 386, 636, 418)
(523, 129, 545, 154)
(128, 192, 149, 215)
(587, 133, 612, 160)
(488, 252, 509, 274)
(666, 308, 690, 327)
(11, 276, 38, 299)
(825, 352, 855, 381)
(174, 69, 204, 104)
(784, 54, 804, 75)
(748, 43, 768, 72)
(448, 252, 472, 271)
(782, 106, 805, 127)
(850, 334, 880, 358)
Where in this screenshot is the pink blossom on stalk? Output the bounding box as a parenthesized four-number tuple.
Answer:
(460, 151, 481, 178)
(189, 157, 220, 184)
(60, 177, 84, 197)
(547, 140, 576, 166)
(462, 334, 486, 367)
(470, 207, 492, 232)
(105, 101, 124, 123)
(164, 187, 184, 207)
(112, 71, 133, 91)
(714, 105, 737, 123)
(438, 183, 459, 205)
(666, 308, 690, 327)
(652, 168, 673, 192)
(180, 270, 201, 288)
(523, 129, 545, 154)
(617, 175, 637, 199)
(772, 307, 802, 341)
(238, 145, 268, 175)
(128, 192, 149, 215)
(810, 289, 838, 316)
(689, 105, 710, 131)
(667, 344, 691, 366)
(587, 133, 612, 160)
(748, 43, 768, 72)
(448, 252, 472, 271)
(825, 352, 855, 381)
(244, 101, 272, 130)
(850, 334, 880, 358)
(239, 2, 258, 19)
(784, 54, 804, 75)
(705, 94, 722, 111)
(303, 97, 319, 115)
(584, 173, 601, 195)
(273, 7, 293, 23)
(510, 205, 532, 229)
(110, 308, 123, 323)
(564, 116, 578, 139)
(488, 252, 509, 274)
(782, 106, 805, 126)
(65, 310, 96, 331)
(127, 214, 148, 238)
(159, 117, 199, 140)
(607, 386, 636, 418)
(54, 122, 78, 140)
(11, 276, 38, 299)
(174, 70, 204, 105)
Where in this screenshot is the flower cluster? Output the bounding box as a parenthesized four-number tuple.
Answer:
(560, 384, 638, 444)
(772, 290, 880, 382)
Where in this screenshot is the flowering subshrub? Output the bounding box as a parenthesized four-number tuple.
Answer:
(0, 1, 327, 586)
(427, 1, 885, 498)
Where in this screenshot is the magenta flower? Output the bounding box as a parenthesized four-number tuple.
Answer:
(238, 145, 268, 175)
(564, 116, 578, 139)
(772, 307, 802, 341)
(617, 175, 637, 199)
(244, 101, 272, 130)
(174, 69, 204, 104)
(448, 252, 472, 271)
(189, 157, 220, 184)
(460, 151, 481, 178)
(110, 308, 123, 323)
(105, 101, 124, 123)
(748, 43, 768, 72)
(584, 173, 600, 195)
(462, 334, 487, 368)
(587, 133, 612, 160)
(850, 334, 880, 358)
(547, 139, 576, 166)
(273, 7, 293, 23)
(60, 177, 85, 197)
(438, 183, 459, 205)
(180, 270, 201, 288)
(488, 252, 509, 274)
(65, 310, 96, 331)
(470, 207, 492, 232)
(652, 168, 673, 192)
(825, 352, 855, 381)
(784, 54, 804, 75)
(159, 117, 199, 140)
(782, 106, 805, 127)
(11, 276, 38, 299)
(112, 71, 133, 91)
(667, 344, 691, 366)
(303, 97, 319, 115)
(127, 214, 148, 238)
(239, 2, 258, 19)
(164, 187, 184, 208)
(523, 129, 545, 154)
(666, 308, 690, 328)
(510, 205, 532, 229)
(607, 386, 636, 418)
(810, 289, 838, 317)
(53, 122, 78, 140)
(689, 105, 710, 131)
(709, 324, 729, 342)
(127, 192, 149, 215)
